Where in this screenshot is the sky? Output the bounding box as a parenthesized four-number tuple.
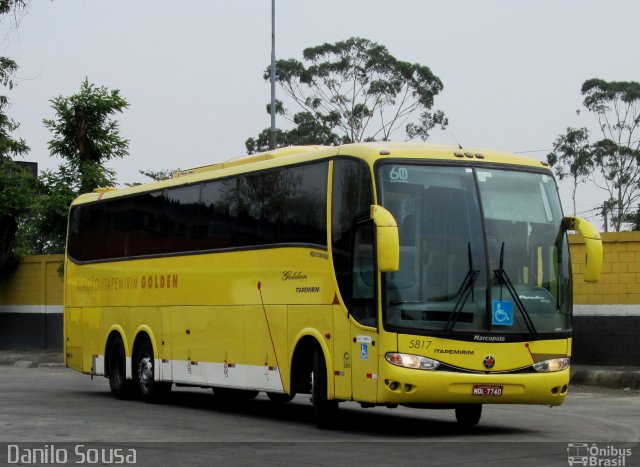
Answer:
(2, 0, 639, 227)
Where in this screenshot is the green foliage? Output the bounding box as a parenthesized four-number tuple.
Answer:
(43, 78, 129, 193)
(0, 0, 28, 16)
(138, 168, 178, 182)
(0, 12, 31, 275)
(0, 160, 38, 218)
(580, 79, 640, 231)
(622, 206, 640, 231)
(27, 167, 80, 254)
(124, 169, 179, 187)
(247, 37, 447, 152)
(31, 79, 130, 253)
(0, 57, 28, 160)
(246, 112, 341, 154)
(546, 127, 593, 216)
(0, 160, 38, 276)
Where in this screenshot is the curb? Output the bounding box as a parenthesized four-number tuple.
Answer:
(571, 367, 640, 390)
(0, 351, 64, 367)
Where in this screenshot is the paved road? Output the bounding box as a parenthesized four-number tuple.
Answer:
(0, 367, 638, 466)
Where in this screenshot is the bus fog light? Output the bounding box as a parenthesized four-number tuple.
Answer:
(533, 357, 570, 373)
(385, 352, 440, 370)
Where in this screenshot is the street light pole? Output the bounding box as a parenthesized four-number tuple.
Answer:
(269, 0, 276, 150)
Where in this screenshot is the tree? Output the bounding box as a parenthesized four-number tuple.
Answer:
(246, 111, 340, 154)
(24, 166, 79, 254)
(0, 160, 38, 276)
(44, 78, 129, 193)
(546, 127, 593, 216)
(125, 168, 179, 186)
(0, 0, 28, 16)
(0, 0, 32, 275)
(138, 168, 178, 182)
(581, 79, 640, 231)
(246, 37, 447, 152)
(36, 78, 130, 253)
(621, 205, 640, 231)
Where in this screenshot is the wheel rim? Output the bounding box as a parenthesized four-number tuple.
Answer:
(137, 354, 153, 393)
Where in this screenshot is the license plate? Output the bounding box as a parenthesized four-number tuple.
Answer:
(472, 385, 503, 396)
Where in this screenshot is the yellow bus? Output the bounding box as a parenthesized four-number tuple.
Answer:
(64, 142, 602, 427)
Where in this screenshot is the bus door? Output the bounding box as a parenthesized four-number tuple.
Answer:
(349, 222, 378, 402)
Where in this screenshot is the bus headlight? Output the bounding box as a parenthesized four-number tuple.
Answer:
(533, 357, 570, 373)
(385, 353, 440, 370)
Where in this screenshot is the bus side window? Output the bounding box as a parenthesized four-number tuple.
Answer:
(280, 162, 328, 246)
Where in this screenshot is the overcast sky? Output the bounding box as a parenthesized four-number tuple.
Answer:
(3, 0, 639, 226)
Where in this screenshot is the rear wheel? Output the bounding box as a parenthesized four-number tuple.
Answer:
(134, 339, 171, 403)
(312, 348, 338, 429)
(455, 404, 482, 426)
(107, 336, 137, 400)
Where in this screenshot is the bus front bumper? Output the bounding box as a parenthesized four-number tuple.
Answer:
(378, 363, 570, 406)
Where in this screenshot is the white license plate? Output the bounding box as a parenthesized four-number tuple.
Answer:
(472, 385, 503, 396)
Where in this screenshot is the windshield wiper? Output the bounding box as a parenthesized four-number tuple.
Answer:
(444, 243, 479, 336)
(493, 243, 537, 335)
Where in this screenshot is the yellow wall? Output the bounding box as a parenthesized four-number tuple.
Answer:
(0, 255, 64, 307)
(1, 236, 640, 308)
(570, 232, 640, 305)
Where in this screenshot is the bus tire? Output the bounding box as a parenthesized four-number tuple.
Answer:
(267, 392, 294, 403)
(312, 348, 338, 429)
(107, 336, 137, 400)
(455, 404, 482, 426)
(134, 339, 170, 403)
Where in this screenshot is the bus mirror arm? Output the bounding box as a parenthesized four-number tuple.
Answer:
(563, 216, 603, 283)
(370, 205, 400, 273)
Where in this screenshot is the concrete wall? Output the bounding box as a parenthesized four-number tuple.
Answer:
(570, 231, 640, 305)
(0, 255, 63, 349)
(0, 234, 638, 366)
(569, 232, 640, 365)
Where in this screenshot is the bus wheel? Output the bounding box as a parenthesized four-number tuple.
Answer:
(107, 336, 137, 400)
(312, 348, 338, 429)
(134, 339, 170, 403)
(455, 404, 482, 426)
(267, 392, 294, 403)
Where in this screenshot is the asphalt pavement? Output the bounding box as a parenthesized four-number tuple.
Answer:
(0, 349, 638, 390)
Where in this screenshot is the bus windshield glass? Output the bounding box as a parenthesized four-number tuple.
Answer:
(378, 163, 571, 336)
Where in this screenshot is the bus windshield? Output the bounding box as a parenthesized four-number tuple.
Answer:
(378, 163, 571, 337)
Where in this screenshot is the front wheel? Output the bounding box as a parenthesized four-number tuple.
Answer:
(134, 339, 170, 403)
(312, 348, 338, 429)
(455, 404, 482, 426)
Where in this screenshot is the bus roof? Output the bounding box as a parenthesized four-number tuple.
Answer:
(71, 142, 550, 206)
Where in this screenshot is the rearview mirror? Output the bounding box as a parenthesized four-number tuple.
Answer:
(563, 216, 603, 282)
(370, 205, 399, 273)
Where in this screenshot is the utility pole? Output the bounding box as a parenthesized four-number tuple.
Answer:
(269, 0, 276, 150)
(601, 203, 609, 233)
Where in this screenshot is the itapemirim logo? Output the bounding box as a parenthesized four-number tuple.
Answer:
(567, 443, 632, 466)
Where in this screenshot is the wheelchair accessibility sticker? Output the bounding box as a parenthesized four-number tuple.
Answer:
(360, 343, 368, 360)
(492, 300, 513, 326)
